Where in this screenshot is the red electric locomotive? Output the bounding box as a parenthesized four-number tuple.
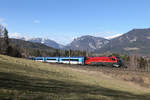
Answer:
(85, 56, 122, 67)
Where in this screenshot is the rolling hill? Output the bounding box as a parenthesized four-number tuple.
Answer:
(0, 54, 150, 100)
(9, 38, 56, 50)
(7, 38, 57, 57)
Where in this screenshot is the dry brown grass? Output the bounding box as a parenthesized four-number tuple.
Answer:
(0, 54, 150, 100)
(62, 64, 150, 88)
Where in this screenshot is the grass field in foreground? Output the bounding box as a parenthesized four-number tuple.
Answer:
(0, 54, 150, 100)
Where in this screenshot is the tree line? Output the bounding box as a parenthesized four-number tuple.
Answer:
(0, 25, 88, 58)
(0, 25, 9, 55)
(111, 53, 150, 71)
(0, 25, 21, 57)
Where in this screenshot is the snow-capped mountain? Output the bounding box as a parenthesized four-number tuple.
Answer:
(28, 38, 64, 49)
(64, 35, 110, 51)
(9, 35, 64, 49)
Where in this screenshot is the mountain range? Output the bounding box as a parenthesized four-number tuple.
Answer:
(10, 37, 64, 49)
(11, 35, 110, 51)
(95, 28, 150, 55)
(10, 28, 150, 55)
(28, 38, 64, 49)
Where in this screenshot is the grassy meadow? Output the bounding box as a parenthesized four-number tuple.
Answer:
(0, 54, 150, 100)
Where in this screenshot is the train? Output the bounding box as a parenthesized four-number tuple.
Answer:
(31, 56, 123, 67)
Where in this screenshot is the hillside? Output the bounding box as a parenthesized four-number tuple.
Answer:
(28, 38, 64, 49)
(10, 36, 64, 49)
(8, 38, 58, 57)
(95, 28, 150, 55)
(0, 54, 150, 100)
(64, 35, 109, 51)
(9, 38, 56, 50)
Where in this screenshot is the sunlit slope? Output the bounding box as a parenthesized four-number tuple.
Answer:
(0, 55, 150, 100)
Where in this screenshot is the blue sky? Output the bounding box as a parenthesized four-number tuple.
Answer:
(0, 0, 150, 44)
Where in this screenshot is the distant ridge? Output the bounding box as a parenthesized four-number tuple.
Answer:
(9, 28, 150, 55)
(28, 38, 64, 49)
(95, 28, 150, 55)
(10, 36, 64, 49)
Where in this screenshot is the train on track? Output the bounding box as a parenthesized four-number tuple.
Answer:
(31, 56, 123, 67)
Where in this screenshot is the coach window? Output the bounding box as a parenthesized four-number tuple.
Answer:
(62, 59, 69, 61)
(62, 59, 79, 61)
(70, 59, 79, 61)
(47, 59, 56, 60)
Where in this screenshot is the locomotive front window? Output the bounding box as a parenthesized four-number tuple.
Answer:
(116, 57, 122, 63)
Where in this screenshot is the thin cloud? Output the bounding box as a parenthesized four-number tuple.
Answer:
(2, 23, 8, 27)
(105, 31, 114, 34)
(9, 32, 22, 38)
(33, 20, 40, 24)
(0, 18, 8, 27)
(105, 34, 122, 39)
(0, 18, 4, 23)
(9, 32, 29, 40)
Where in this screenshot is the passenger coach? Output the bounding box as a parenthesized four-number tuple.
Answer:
(32, 57, 85, 65)
(59, 57, 84, 64)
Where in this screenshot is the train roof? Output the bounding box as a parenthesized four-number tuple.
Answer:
(45, 57, 59, 58)
(59, 57, 84, 58)
(32, 57, 84, 58)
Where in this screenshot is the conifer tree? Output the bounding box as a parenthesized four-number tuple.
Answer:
(0, 25, 9, 55)
(2, 28, 9, 55)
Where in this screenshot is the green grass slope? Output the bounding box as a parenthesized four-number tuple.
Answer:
(0, 55, 150, 100)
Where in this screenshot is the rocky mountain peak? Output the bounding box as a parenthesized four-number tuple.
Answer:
(64, 35, 109, 51)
